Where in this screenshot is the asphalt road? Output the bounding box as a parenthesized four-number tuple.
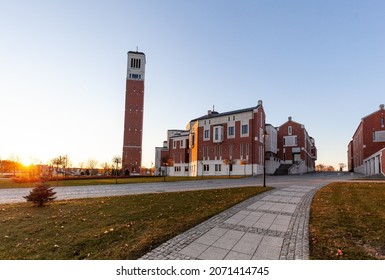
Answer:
(0, 172, 363, 205)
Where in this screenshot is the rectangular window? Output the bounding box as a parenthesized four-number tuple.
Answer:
(381, 117, 384, 127)
(174, 166, 181, 172)
(373, 131, 385, 142)
(204, 164, 210, 172)
(288, 126, 292, 135)
(284, 136, 297, 147)
(228, 126, 235, 137)
(241, 124, 248, 135)
(129, 74, 141, 79)
(213, 126, 223, 142)
(204, 129, 210, 140)
(215, 164, 221, 172)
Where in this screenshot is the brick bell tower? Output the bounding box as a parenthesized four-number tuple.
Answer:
(122, 51, 146, 174)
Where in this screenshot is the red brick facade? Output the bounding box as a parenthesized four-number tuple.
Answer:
(277, 117, 317, 171)
(122, 51, 145, 174)
(193, 109, 265, 165)
(349, 105, 385, 174)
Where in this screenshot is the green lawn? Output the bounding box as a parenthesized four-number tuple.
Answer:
(0, 186, 270, 260)
(310, 182, 385, 259)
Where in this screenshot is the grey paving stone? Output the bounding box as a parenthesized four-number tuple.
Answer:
(253, 245, 281, 260)
(232, 232, 263, 255)
(206, 227, 228, 236)
(198, 246, 229, 260)
(225, 251, 252, 260)
(179, 243, 209, 258)
(195, 233, 221, 246)
(212, 229, 244, 250)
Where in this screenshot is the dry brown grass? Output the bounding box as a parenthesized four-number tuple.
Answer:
(310, 182, 385, 259)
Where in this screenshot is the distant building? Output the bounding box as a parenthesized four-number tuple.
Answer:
(348, 104, 385, 175)
(155, 101, 317, 176)
(154, 130, 187, 176)
(122, 51, 146, 174)
(275, 117, 317, 174)
(265, 124, 280, 174)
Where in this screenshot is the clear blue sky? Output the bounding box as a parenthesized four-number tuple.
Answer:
(1, 0, 384, 169)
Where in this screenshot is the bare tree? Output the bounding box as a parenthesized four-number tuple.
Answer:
(102, 162, 111, 175)
(339, 163, 346, 172)
(316, 164, 326, 172)
(112, 156, 122, 183)
(87, 159, 98, 176)
(79, 162, 85, 175)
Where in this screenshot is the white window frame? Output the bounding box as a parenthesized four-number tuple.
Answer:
(241, 124, 249, 137)
(228, 126, 235, 138)
(288, 126, 292, 135)
(204, 129, 210, 140)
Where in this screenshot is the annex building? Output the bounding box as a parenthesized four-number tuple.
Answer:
(348, 104, 385, 175)
(155, 101, 317, 177)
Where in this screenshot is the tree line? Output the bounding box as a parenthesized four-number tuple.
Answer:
(0, 155, 123, 178)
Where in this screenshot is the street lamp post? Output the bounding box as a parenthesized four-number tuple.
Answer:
(263, 131, 266, 187)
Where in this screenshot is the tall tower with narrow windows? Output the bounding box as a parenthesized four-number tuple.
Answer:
(122, 51, 146, 174)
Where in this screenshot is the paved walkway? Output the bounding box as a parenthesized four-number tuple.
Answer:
(140, 184, 321, 260)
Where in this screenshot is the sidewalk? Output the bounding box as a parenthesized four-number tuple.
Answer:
(140, 184, 320, 260)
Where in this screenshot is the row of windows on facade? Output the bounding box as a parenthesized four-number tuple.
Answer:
(204, 124, 248, 137)
(172, 141, 251, 159)
(174, 164, 223, 173)
(201, 143, 250, 160)
(201, 124, 251, 143)
(130, 58, 141, 69)
(172, 125, 264, 150)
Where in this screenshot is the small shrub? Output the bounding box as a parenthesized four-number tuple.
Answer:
(23, 182, 57, 207)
